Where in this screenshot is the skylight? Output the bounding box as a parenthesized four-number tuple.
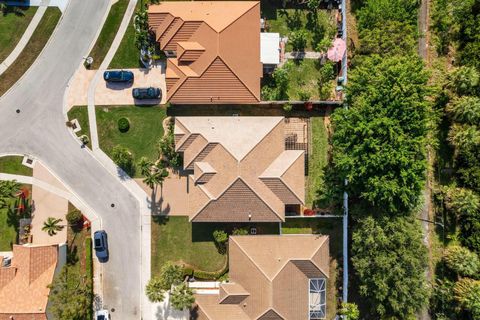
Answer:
(309, 278, 326, 319)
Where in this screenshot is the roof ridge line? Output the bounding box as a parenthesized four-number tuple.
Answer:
(239, 118, 284, 162)
(230, 236, 274, 283)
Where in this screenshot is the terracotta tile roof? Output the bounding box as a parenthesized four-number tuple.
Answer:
(0, 245, 58, 318)
(175, 117, 305, 222)
(194, 235, 329, 320)
(148, 1, 261, 104)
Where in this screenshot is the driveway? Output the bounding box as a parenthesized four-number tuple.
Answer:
(0, 0, 143, 318)
(66, 64, 167, 108)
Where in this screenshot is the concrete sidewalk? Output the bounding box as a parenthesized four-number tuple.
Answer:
(0, 3, 48, 76)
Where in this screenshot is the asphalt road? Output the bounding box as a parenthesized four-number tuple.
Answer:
(0, 0, 142, 318)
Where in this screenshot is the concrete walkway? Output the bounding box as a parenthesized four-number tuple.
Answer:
(285, 51, 322, 60)
(87, 0, 138, 150)
(0, 2, 49, 76)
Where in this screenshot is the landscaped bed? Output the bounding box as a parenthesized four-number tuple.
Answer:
(87, 0, 129, 69)
(0, 7, 61, 96)
(0, 156, 33, 176)
(282, 217, 342, 319)
(0, 6, 38, 63)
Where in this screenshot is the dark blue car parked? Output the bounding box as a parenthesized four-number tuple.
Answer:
(103, 70, 134, 83)
(93, 230, 109, 262)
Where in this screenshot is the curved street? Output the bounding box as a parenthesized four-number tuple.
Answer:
(0, 0, 142, 318)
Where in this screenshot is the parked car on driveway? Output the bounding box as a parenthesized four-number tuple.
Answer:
(132, 87, 161, 100)
(95, 309, 111, 320)
(103, 70, 134, 83)
(93, 230, 108, 262)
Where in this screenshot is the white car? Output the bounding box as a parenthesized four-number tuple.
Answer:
(95, 309, 110, 320)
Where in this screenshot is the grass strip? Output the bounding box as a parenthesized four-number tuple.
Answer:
(88, 0, 129, 69)
(0, 156, 33, 176)
(0, 6, 38, 63)
(0, 7, 61, 97)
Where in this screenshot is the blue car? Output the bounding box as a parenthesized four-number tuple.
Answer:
(103, 70, 134, 83)
(93, 230, 109, 262)
(132, 87, 161, 100)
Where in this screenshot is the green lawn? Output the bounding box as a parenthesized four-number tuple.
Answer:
(88, 0, 129, 69)
(0, 199, 17, 251)
(151, 216, 227, 276)
(0, 156, 33, 176)
(0, 6, 38, 63)
(0, 7, 61, 97)
(109, 1, 142, 69)
(68, 105, 167, 176)
(261, 4, 336, 51)
(306, 117, 329, 208)
(282, 217, 342, 319)
(67, 106, 92, 149)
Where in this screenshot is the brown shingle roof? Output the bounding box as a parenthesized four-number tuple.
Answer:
(175, 117, 305, 223)
(148, 1, 261, 104)
(194, 235, 329, 320)
(0, 245, 58, 317)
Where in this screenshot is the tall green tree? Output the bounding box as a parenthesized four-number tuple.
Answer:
(356, 0, 419, 31)
(444, 245, 480, 278)
(332, 55, 429, 215)
(158, 261, 184, 290)
(454, 278, 480, 319)
(359, 20, 417, 56)
(446, 96, 480, 125)
(351, 216, 429, 319)
(48, 267, 92, 320)
(170, 282, 195, 311)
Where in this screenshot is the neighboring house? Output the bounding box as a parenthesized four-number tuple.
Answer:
(0, 244, 61, 320)
(174, 117, 305, 222)
(148, 1, 262, 104)
(192, 234, 330, 320)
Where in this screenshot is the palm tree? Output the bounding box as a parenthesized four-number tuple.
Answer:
(42, 217, 64, 236)
(170, 282, 195, 311)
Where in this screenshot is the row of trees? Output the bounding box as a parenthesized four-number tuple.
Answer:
(146, 262, 195, 311)
(332, 0, 430, 318)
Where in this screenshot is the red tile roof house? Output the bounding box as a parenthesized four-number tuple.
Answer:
(192, 234, 330, 320)
(148, 1, 262, 104)
(0, 244, 64, 320)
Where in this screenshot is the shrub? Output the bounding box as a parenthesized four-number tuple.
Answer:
(79, 135, 89, 145)
(213, 230, 228, 244)
(453, 278, 480, 318)
(338, 302, 360, 320)
(182, 267, 194, 278)
(111, 145, 134, 176)
(444, 245, 480, 278)
(232, 228, 249, 236)
(283, 103, 293, 112)
(117, 117, 130, 133)
(66, 209, 83, 227)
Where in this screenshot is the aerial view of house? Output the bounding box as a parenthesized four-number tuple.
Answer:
(1, 0, 478, 318)
(0, 244, 60, 320)
(193, 235, 329, 320)
(173, 116, 304, 222)
(148, 1, 262, 104)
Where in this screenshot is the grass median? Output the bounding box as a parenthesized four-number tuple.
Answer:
(87, 0, 129, 69)
(0, 156, 33, 176)
(0, 7, 61, 97)
(0, 6, 38, 63)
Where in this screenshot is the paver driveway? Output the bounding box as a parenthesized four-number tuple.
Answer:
(0, 0, 143, 318)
